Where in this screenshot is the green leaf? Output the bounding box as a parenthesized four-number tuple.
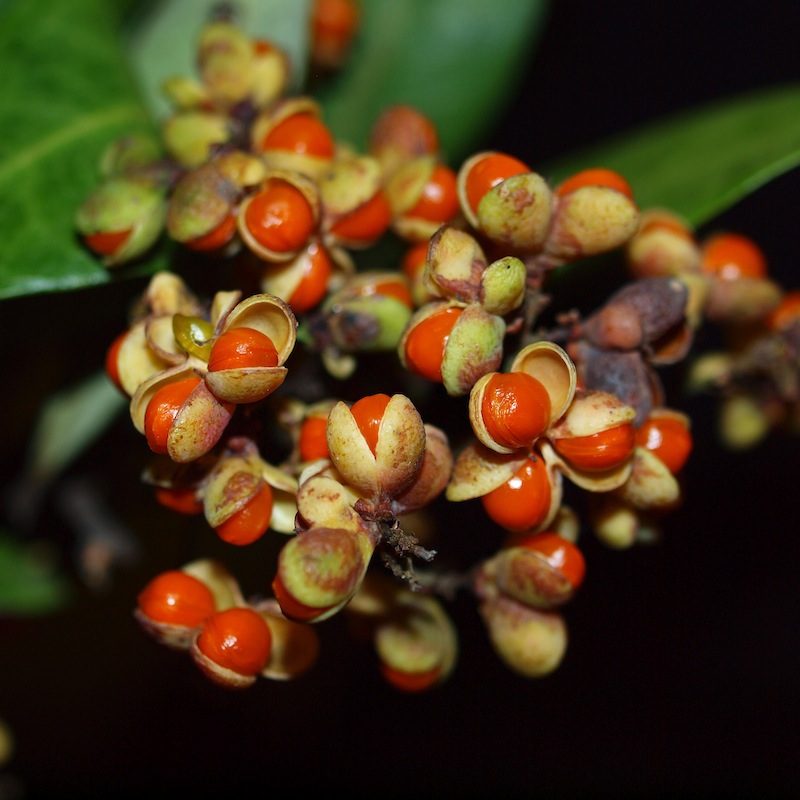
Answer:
(0, 0, 164, 300)
(316, 0, 551, 164)
(25, 371, 126, 488)
(542, 83, 800, 227)
(0, 533, 72, 615)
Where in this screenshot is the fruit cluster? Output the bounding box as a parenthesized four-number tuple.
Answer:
(75, 7, 797, 690)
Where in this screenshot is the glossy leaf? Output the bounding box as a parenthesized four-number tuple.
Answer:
(0, 533, 72, 615)
(0, 0, 163, 300)
(543, 83, 800, 227)
(315, 0, 551, 164)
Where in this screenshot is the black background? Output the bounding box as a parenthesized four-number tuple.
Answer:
(2, 2, 800, 799)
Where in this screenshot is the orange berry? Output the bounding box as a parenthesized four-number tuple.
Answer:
(407, 163, 459, 223)
(766, 289, 800, 331)
(349, 393, 391, 455)
(556, 167, 634, 199)
(401, 241, 429, 282)
(196, 607, 272, 677)
(331, 189, 392, 244)
(481, 455, 552, 533)
(464, 152, 530, 215)
(83, 229, 131, 256)
(288, 241, 333, 313)
(144, 377, 202, 454)
(105, 330, 127, 393)
(207, 327, 280, 372)
(700, 232, 767, 280)
(137, 569, 216, 628)
(635, 415, 692, 474)
(184, 212, 237, 251)
(244, 180, 315, 253)
(403, 305, 463, 382)
(262, 112, 335, 158)
(298, 414, 330, 461)
(481, 372, 551, 450)
(215, 483, 275, 546)
(552, 423, 635, 472)
(154, 486, 204, 515)
(272, 573, 335, 622)
(638, 213, 694, 242)
(506, 531, 586, 590)
(311, 0, 360, 64)
(357, 275, 413, 309)
(380, 663, 441, 693)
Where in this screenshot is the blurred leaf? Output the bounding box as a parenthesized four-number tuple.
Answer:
(0, 0, 162, 300)
(124, 0, 313, 122)
(0, 534, 72, 615)
(316, 0, 551, 163)
(543, 83, 800, 227)
(26, 372, 126, 487)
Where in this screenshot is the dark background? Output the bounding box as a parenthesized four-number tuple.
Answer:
(2, 2, 800, 799)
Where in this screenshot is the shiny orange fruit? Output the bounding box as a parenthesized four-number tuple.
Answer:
(403, 305, 463, 382)
(766, 289, 800, 331)
(83, 229, 131, 257)
(700, 232, 767, 280)
(154, 487, 204, 515)
(555, 167, 634, 199)
(506, 530, 586, 590)
(215, 483, 275, 546)
(407, 163, 459, 223)
(105, 330, 127, 394)
(137, 569, 216, 628)
(272, 573, 335, 622)
(552, 423, 635, 471)
(184, 212, 237, 251)
(481, 455, 552, 533)
(349, 393, 391, 455)
(261, 112, 335, 158)
(196, 607, 272, 677)
(207, 327, 280, 372)
(464, 152, 530, 215)
(481, 372, 551, 450)
(143, 377, 202, 454)
(635, 415, 693, 474)
(298, 413, 330, 462)
(244, 180, 315, 253)
(330, 189, 392, 244)
(288, 241, 333, 313)
(380, 663, 441, 693)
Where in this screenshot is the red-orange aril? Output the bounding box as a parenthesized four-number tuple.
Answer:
(380, 663, 441, 693)
(83, 229, 131, 257)
(407, 163, 459, 223)
(330, 189, 392, 244)
(552, 423, 635, 472)
(481, 372, 551, 450)
(215, 483, 275, 546)
(298, 414, 330, 462)
(507, 530, 586, 590)
(184, 212, 237, 251)
(105, 331, 127, 393)
(481, 455, 552, 533)
(244, 180, 315, 253)
(356, 275, 413, 309)
(555, 167, 634, 200)
(401, 241, 429, 283)
(154, 486, 204, 515)
(207, 327, 280, 372)
(196, 607, 272, 677)
(137, 569, 216, 628)
(635, 416, 693, 474)
(349, 393, 391, 455)
(288, 241, 333, 313)
(143, 376, 202, 454)
(700, 232, 767, 280)
(766, 289, 800, 331)
(403, 306, 463, 383)
(272, 573, 335, 622)
(262, 112, 335, 158)
(464, 152, 530, 215)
